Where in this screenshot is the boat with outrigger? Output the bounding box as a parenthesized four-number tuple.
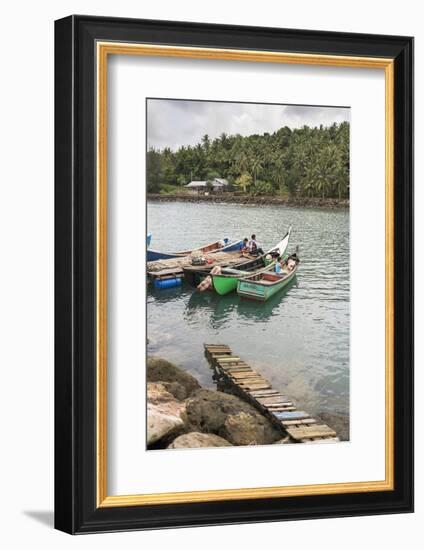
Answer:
(184, 227, 292, 294)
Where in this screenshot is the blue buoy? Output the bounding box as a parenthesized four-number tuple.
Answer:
(154, 278, 182, 289)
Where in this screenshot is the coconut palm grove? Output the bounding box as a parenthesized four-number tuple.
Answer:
(146, 121, 349, 199)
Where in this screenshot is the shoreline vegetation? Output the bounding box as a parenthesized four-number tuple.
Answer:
(147, 122, 350, 201)
(147, 356, 349, 450)
(147, 193, 349, 209)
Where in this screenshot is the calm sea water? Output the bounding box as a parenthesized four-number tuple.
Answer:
(147, 201, 350, 416)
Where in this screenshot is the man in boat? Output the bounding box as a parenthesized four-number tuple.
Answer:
(241, 238, 249, 253)
(248, 234, 264, 256)
(275, 257, 288, 275)
(275, 255, 297, 275)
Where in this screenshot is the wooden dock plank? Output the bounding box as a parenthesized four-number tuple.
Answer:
(229, 372, 259, 379)
(281, 418, 316, 426)
(239, 383, 271, 391)
(265, 405, 295, 411)
(204, 343, 338, 442)
(269, 406, 296, 412)
(256, 396, 291, 405)
(248, 390, 281, 397)
(272, 411, 310, 420)
(286, 425, 337, 441)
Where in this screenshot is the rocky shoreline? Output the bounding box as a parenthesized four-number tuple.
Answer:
(147, 356, 349, 449)
(147, 193, 349, 209)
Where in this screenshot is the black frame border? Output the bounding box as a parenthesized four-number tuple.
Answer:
(54, 15, 414, 534)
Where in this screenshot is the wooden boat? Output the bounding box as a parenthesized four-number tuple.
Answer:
(146, 237, 242, 262)
(237, 255, 298, 301)
(184, 227, 292, 289)
(212, 263, 275, 295)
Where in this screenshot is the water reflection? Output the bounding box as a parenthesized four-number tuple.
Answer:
(183, 276, 298, 328)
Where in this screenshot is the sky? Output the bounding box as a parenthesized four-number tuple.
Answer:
(147, 99, 350, 151)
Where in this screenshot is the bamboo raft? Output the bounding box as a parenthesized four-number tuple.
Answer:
(204, 344, 339, 444)
(147, 251, 254, 281)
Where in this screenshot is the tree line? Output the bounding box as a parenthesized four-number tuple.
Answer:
(147, 121, 349, 199)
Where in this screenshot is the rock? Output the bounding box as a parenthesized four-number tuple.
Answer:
(147, 357, 201, 399)
(316, 412, 350, 441)
(185, 389, 281, 445)
(221, 412, 280, 446)
(167, 432, 232, 449)
(160, 381, 187, 401)
(147, 383, 186, 446)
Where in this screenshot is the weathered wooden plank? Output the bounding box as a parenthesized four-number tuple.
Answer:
(225, 370, 253, 376)
(257, 398, 292, 406)
(204, 344, 231, 348)
(281, 418, 317, 426)
(272, 411, 310, 420)
(248, 390, 281, 397)
(237, 379, 270, 386)
(286, 425, 337, 441)
(239, 384, 271, 391)
(256, 394, 289, 401)
(229, 372, 259, 379)
(262, 403, 296, 412)
(268, 406, 296, 412)
(219, 365, 252, 373)
(216, 356, 241, 362)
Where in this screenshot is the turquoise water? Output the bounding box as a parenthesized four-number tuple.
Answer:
(147, 201, 350, 416)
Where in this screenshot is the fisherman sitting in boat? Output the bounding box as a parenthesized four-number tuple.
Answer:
(275, 256, 297, 276)
(275, 257, 289, 275)
(241, 237, 249, 253)
(248, 234, 264, 256)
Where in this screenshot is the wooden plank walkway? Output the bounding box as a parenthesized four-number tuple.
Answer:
(204, 344, 339, 444)
(147, 251, 254, 281)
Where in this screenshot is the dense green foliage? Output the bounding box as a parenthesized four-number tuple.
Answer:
(147, 122, 349, 199)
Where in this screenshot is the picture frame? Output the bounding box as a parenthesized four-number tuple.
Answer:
(54, 15, 414, 534)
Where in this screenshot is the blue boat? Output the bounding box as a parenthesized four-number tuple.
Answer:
(146, 237, 242, 262)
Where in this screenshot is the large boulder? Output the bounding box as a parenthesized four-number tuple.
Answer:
(220, 412, 281, 446)
(147, 357, 201, 399)
(168, 432, 232, 449)
(185, 389, 281, 445)
(147, 383, 186, 446)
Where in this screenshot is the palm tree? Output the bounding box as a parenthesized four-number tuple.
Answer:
(250, 153, 263, 186)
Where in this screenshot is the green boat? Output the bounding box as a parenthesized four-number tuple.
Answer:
(212, 263, 275, 295)
(210, 229, 292, 295)
(237, 263, 298, 301)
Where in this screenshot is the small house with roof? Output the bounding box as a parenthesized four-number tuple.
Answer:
(185, 178, 229, 194)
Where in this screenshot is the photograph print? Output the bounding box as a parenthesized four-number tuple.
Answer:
(146, 98, 350, 451)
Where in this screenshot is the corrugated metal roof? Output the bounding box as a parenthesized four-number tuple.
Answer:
(185, 178, 228, 188)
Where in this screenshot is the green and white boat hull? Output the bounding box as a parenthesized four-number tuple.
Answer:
(212, 262, 276, 296)
(237, 267, 297, 301)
